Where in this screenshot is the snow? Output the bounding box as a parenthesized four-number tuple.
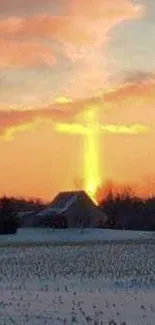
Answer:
(37, 193, 79, 216)
(1, 287, 155, 325)
(0, 227, 154, 245)
(0, 229, 155, 324)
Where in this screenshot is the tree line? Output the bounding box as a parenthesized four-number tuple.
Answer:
(1, 190, 155, 234)
(0, 196, 45, 234)
(100, 191, 155, 231)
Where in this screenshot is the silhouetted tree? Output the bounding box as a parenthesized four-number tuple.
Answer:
(100, 191, 155, 231)
(0, 196, 19, 234)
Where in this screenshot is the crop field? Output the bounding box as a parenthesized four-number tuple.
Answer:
(0, 232, 155, 324)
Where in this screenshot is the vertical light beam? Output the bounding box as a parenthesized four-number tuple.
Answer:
(83, 106, 101, 202)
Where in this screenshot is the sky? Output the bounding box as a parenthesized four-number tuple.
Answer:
(0, 0, 155, 201)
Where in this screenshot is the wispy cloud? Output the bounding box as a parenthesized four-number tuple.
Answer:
(0, 106, 70, 140)
(0, 97, 98, 139)
(0, 39, 56, 68)
(104, 71, 155, 107)
(0, 0, 52, 15)
(0, 0, 143, 71)
(0, 73, 153, 141)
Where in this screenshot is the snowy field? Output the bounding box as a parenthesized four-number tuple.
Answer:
(0, 229, 155, 324)
(0, 227, 154, 246)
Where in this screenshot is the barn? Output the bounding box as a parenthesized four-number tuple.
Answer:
(21, 191, 107, 228)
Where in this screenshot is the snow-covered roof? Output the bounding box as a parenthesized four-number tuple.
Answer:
(21, 191, 107, 227)
(36, 192, 80, 217)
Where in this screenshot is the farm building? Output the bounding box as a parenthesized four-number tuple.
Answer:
(21, 191, 107, 228)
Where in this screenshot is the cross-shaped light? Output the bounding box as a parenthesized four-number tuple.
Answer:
(54, 97, 150, 202)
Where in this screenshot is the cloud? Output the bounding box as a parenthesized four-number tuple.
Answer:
(0, 39, 56, 68)
(0, 97, 98, 139)
(54, 71, 155, 117)
(66, 0, 142, 18)
(104, 72, 155, 106)
(0, 0, 52, 15)
(0, 106, 71, 140)
(0, 79, 153, 141)
(59, 0, 143, 95)
(122, 71, 155, 84)
(0, 0, 143, 70)
(0, 1, 142, 38)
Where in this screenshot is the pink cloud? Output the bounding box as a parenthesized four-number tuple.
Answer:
(0, 0, 143, 65)
(104, 75, 155, 105)
(0, 39, 56, 68)
(0, 0, 52, 14)
(0, 98, 93, 137)
(0, 75, 154, 140)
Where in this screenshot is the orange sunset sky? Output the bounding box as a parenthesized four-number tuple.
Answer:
(0, 0, 155, 201)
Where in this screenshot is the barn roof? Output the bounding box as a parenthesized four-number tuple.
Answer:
(21, 191, 107, 227)
(36, 191, 81, 217)
(36, 190, 103, 216)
